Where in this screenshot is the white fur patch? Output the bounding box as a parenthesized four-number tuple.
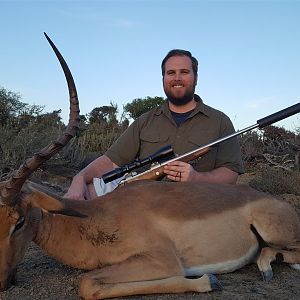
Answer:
(184, 245, 259, 276)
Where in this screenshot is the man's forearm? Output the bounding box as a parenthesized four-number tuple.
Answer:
(76, 155, 117, 184)
(194, 167, 238, 184)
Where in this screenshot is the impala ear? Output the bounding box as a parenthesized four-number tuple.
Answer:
(20, 183, 87, 218)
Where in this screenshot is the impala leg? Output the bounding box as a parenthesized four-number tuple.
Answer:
(252, 200, 300, 281)
(257, 244, 300, 281)
(79, 251, 220, 300)
(80, 273, 218, 300)
(256, 246, 282, 281)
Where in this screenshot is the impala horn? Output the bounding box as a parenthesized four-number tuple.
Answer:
(0, 33, 80, 206)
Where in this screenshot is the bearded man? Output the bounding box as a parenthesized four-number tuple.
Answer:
(65, 49, 244, 200)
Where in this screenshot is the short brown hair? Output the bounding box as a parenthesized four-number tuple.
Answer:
(161, 49, 198, 76)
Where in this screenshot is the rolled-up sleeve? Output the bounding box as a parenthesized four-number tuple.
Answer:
(105, 120, 141, 166)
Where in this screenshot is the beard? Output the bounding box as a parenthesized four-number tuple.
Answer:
(164, 84, 196, 106)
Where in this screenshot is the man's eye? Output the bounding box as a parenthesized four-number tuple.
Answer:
(166, 71, 175, 75)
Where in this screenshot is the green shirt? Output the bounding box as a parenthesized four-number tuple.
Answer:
(105, 95, 244, 174)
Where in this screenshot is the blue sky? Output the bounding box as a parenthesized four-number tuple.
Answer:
(1, 0, 299, 131)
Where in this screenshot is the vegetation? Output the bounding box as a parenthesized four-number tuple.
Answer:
(1, 86, 299, 195)
(124, 96, 165, 120)
(249, 167, 300, 196)
(240, 125, 300, 195)
(0, 87, 165, 176)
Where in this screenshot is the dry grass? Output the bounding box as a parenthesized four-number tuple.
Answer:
(249, 166, 300, 196)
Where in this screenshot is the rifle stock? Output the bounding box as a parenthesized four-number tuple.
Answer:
(121, 147, 211, 184)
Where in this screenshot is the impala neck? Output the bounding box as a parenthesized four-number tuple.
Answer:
(33, 207, 111, 270)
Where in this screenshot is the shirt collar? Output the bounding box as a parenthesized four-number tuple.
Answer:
(155, 94, 210, 118)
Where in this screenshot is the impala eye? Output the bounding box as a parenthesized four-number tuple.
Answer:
(12, 216, 25, 233)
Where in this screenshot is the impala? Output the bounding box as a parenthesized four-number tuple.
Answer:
(1, 34, 300, 300)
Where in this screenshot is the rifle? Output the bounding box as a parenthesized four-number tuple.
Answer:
(102, 102, 300, 185)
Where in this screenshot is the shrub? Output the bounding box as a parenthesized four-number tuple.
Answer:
(249, 166, 300, 195)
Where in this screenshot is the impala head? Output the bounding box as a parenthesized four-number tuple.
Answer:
(0, 33, 79, 290)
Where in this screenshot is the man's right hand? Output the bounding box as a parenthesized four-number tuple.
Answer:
(64, 155, 117, 200)
(64, 175, 91, 200)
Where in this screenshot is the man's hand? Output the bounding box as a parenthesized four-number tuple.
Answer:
(164, 161, 197, 182)
(64, 175, 91, 200)
(164, 162, 239, 184)
(64, 155, 117, 200)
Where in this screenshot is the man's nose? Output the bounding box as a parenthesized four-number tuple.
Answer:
(175, 72, 182, 80)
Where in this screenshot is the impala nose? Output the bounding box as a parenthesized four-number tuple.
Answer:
(0, 268, 17, 291)
(0, 279, 9, 291)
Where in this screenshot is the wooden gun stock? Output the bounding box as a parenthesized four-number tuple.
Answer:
(121, 147, 210, 184)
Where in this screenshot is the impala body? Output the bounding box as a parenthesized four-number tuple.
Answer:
(1, 34, 300, 299)
(1, 180, 300, 299)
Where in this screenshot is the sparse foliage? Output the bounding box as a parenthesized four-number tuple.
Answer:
(0, 87, 44, 126)
(240, 125, 300, 172)
(124, 96, 165, 120)
(249, 166, 300, 196)
(88, 103, 118, 126)
(0, 91, 130, 173)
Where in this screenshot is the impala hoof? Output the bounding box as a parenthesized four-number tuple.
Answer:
(207, 274, 223, 291)
(261, 270, 273, 282)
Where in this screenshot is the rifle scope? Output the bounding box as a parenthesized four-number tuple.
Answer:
(102, 144, 175, 183)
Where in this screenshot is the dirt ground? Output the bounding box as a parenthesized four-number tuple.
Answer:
(1, 173, 300, 300)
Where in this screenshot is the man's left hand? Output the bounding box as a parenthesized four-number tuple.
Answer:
(163, 161, 197, 182)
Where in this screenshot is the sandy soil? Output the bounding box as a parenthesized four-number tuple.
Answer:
(1, 173, 300, 300)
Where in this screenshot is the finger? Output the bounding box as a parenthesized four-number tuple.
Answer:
(167, 171, 182, 182)
(164, 169, 181, 177)
(164, 165, 184, 173)
(64, 192, 83, 201)
(166, 160, 186, 167)
(167, 175, 179, 182)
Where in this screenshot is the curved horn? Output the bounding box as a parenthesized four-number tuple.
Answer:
(0, 33, 80, 206)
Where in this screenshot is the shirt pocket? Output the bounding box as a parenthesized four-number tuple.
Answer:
(139, 131, 170, 158)
(186, 128, 218, 171)
(187, 126, 217, 148)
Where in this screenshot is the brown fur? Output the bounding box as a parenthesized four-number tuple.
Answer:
(1, 180, 300, 298)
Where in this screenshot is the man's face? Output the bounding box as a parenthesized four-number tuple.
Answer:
(163, 55, 197, 106)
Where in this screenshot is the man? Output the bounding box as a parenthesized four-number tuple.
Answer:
(65, 49, 244, 200)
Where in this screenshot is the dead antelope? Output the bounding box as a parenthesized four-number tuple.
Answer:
(1, 35, 300, 300)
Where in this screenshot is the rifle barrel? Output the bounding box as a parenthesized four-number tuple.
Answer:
(257, 102, 300, 128)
